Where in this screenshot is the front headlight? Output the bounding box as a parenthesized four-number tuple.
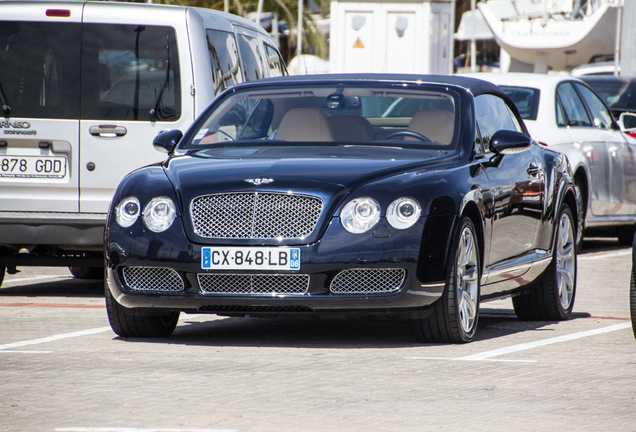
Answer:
(387, 197, 421, 229)
(341, 197, 380, 234)
(115, 196, 140, 228)
(143, 196, 177, 232)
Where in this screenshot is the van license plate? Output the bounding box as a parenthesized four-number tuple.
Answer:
(201, 247, 301, 270)
(0, 156, 67, 179)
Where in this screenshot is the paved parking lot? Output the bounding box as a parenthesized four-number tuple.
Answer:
(1, 239, 635, 432)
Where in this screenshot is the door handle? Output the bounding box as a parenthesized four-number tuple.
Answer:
(526, 163, 540, 177)
(89, 125, 127, 138)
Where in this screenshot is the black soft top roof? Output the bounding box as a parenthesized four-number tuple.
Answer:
(251, 73, 507, 98)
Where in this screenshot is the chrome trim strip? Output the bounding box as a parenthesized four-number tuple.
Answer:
(409, 291, 442, 297)
(420, 282, 445, 288)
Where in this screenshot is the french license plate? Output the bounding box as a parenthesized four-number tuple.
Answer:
(0, 155, 67, 179)
(201, 247, 301, 270)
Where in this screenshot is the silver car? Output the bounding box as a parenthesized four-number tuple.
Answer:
(465, 73, 636, 248)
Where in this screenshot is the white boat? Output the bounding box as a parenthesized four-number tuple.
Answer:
(478, 0, 619, 73)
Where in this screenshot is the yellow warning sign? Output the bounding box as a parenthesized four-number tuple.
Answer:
(353, 37, 364, 49)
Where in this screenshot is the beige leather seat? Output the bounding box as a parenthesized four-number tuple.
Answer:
(327, 115, 375, 142)
(407, 109, 454, 144)
(276, 108, 333, 142)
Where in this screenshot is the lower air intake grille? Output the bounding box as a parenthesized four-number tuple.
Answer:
(122, 267, 185, 292)
(198, 273, 310, 295)
(330, 268, 406, 294)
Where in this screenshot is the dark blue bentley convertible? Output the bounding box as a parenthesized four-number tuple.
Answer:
(104, 74, 578, 343)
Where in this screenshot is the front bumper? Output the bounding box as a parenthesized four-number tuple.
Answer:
(105, 214, 456, 316)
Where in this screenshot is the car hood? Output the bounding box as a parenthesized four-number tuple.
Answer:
(165, 145, 455, 194)
(162, 144, 456, 246)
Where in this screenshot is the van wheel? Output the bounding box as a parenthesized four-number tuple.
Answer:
(410, 216, 480, 343)
(0, 266, 5, 288)
(69, 266, 103, 280)
(513, 204, 576, 320)
(105, 281, 179, 338)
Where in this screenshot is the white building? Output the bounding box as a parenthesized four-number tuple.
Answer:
(329, 0, 456, 75)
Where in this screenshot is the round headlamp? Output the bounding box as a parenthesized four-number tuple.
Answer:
(115, 196, 140, 228)
(143, 196, 177, 233)
(341, 197, 380, 234)
(387, 197, 421, 229)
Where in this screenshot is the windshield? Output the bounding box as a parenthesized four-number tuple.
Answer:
(182, 84, 459, 149)
(499, 86, 540, 121)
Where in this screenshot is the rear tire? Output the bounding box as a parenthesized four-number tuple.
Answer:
(0, 266, 5, 288)
(574, 182, 585, 252)
(105, 280, 179, 338)
(410, 216, 480, 343)
(513, 204, 576, 321)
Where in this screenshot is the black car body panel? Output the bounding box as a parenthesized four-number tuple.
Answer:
(104, 74, 576, 326)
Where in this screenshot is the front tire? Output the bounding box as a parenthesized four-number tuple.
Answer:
(105, 280, 179, 338)
(410, 216, 480, 343)
(513, 204, 576, 321)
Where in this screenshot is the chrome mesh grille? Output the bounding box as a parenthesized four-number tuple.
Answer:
(122, 267, 184, 292)
(191, 192, 323, 239)
(198, 273, 310, 295)
(330, 268, 406, 294)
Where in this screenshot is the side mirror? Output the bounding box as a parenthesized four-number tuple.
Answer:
(618, 112, 636, 134)
(153, 129, 183, 154)
(489, 130, 532, 155)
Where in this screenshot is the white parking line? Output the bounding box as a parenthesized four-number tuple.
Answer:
(56, 428, 237, 432)
(578, 250, 631, 260)
(406, 322, 632, 362)
(0, 327, 111, 352)
(1, 275, 73, 285)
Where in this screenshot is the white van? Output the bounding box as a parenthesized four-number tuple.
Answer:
(0, 1, 286, 285)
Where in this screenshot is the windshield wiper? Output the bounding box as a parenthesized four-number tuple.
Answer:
(0, 81, 11, 116)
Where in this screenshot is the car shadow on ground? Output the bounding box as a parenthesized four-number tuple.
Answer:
(0, 277, 103, 298)
(113, 307, 592, 349)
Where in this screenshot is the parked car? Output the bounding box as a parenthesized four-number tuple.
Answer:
(580, 76, 636, 138)
(464, 73, 636, 247)
(104, 74, 577, 344)
(0, 1, 286, 286)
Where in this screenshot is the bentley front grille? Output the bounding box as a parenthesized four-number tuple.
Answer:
(330, 268, 406, 294)
(122, 267, 185, 292)
(198, 273, 310, 295)
(190, 192, 323, 239)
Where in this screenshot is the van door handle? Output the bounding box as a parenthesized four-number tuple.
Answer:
(89, 125, 127, 137)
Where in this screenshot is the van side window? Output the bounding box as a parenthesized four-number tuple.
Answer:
(206, 29, 243, 96)
(237, 34, 265, 82)
(0, 22, 81, 119)
(264, 44, 285, 77)
(81, 24, 181, 122)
